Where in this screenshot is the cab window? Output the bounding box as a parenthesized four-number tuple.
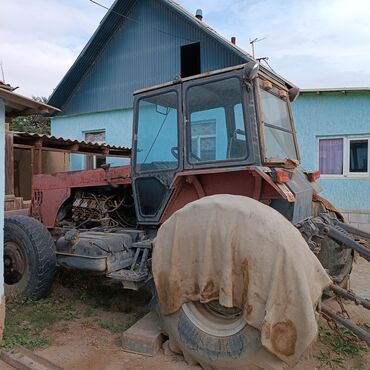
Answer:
(260, 86, 297, 161)
(187, 78, 248, 163)
(135, 91, 179, 172)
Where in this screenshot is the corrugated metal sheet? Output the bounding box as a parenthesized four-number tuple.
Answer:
(48, 0, 137, 110)
(13, 132, 131, 156)
(50, 0, 247, 115)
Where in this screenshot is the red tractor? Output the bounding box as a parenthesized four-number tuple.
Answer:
(4, 62, 370, 368)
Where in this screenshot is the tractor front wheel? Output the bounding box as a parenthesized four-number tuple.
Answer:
(4, 216, 56, 301)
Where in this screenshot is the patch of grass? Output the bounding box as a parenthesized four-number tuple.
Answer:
(316, 324, 367, 370)
(54, 269, 152, 312)
(84, 307, 94, 317)
(315, 350, 344, 370)
(319, 325, 365, 358)
(0, 298, 79, 350)
(94, 312, 146, 334)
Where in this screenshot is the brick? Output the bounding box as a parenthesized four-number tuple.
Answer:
(121, 312, 165, 356)
(348, 212, 370, 224)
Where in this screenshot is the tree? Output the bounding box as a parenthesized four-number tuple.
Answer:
(10, 96, 51, 135)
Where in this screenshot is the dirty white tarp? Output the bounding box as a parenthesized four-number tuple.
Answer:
(153, 195, 332, 366)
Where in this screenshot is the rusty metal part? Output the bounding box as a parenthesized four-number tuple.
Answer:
(321, 304, 370, 344)
(160, 166, 295, 223)
(313, 193, 344, 222)
(297, 213, 370, 262)
(339, 221, 370, 242)
(31, 165, 131, 228)
(330, 284, 370, 310)
(322, 223, 370, 262)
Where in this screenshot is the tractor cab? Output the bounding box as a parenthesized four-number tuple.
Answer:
(131, 62, 300, 224)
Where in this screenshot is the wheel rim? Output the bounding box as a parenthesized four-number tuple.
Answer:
(182, 300, 246, 336)
(4, 241, 27, 285)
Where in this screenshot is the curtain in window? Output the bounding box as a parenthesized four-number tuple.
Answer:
(319, 138, 343, 174)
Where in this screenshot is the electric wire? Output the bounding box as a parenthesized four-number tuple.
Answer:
(89, 0, 196, 42)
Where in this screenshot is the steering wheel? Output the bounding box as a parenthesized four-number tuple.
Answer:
(171, 146, 179, 159)
(171, 146, 202, 162)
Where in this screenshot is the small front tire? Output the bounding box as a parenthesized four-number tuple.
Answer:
(4, 216, 56, 300)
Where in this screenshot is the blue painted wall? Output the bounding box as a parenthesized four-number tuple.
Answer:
(292, 91, 370, 211)
(52, 109, 132, 170)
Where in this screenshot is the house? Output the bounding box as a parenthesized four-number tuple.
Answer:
(49, 0, 264, 170)
(292, 88, 370, 230)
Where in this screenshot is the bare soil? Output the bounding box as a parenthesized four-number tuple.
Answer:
(6, 259, 370, 370)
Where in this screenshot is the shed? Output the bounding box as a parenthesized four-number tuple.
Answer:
(0, 84, 60, 338)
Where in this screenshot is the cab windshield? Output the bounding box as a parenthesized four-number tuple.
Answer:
(259, 84, 298, 161)
(186, 77, 248, 163)
(135, 91, 179, 173)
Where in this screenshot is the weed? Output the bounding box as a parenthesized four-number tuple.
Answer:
(319, 325, 365, 358)
(315, 350, 344, 370)
(94, 311, 146, 334)
(84, 307, 94, 317)
(1, 298, 79, 350)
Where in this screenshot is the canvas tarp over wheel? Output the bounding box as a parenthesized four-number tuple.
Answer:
(153, 195, 332, 366)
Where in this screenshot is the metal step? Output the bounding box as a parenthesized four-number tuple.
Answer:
(107, 269, 148, 282)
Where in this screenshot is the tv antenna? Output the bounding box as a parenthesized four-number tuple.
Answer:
(249, 37, 267, 58)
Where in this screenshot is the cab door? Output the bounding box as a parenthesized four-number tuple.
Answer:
(131, 84, 183, 224)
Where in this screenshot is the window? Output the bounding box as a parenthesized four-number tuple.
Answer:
(187, 77, 248, 164)
(181, 42, 201, 78)
(135, 91, 178, 172)
(318, 137, 369, 176)
(84, 130, 106, 170)
(259, 88, 297, 161)
(191, 120, 216, 161)
(349, 139, 368, 173)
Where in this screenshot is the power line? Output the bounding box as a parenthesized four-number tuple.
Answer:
(88, 0, 195, 42)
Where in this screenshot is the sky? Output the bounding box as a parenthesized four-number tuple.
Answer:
(2, 0, 370, 98)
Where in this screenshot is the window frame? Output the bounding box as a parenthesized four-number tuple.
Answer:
(190, 119, 217, 161)
(133, 88, 181, 174)
(83, 130, 106, 170)
(317, 135, 370, 178)
(255, 78, 300, 164)
(183, 74, 253, 169)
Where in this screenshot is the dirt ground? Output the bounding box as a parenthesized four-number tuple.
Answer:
(3, 258, 370, 370)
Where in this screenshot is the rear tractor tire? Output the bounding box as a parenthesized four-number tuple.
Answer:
(4, 216, 56, 301)
(312, 201, 353, 286)
(156, 299, 282, 370)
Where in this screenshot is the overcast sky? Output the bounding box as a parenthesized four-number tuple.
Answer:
(2, 0, 370, 98)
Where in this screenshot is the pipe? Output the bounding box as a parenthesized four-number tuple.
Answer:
(330, 284, 370, 310)
(321, 304, 370, 344)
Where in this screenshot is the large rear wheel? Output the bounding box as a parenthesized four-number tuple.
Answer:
(4, 216, 56, 300)
(312, 200, 353, 286)
(158, 299, 283, 370)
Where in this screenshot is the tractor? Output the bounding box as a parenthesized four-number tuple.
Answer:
(4, 62, 370, 368)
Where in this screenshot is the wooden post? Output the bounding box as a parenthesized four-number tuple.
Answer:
(5, 123, 14, 195)
(32, 139, 43, 175)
